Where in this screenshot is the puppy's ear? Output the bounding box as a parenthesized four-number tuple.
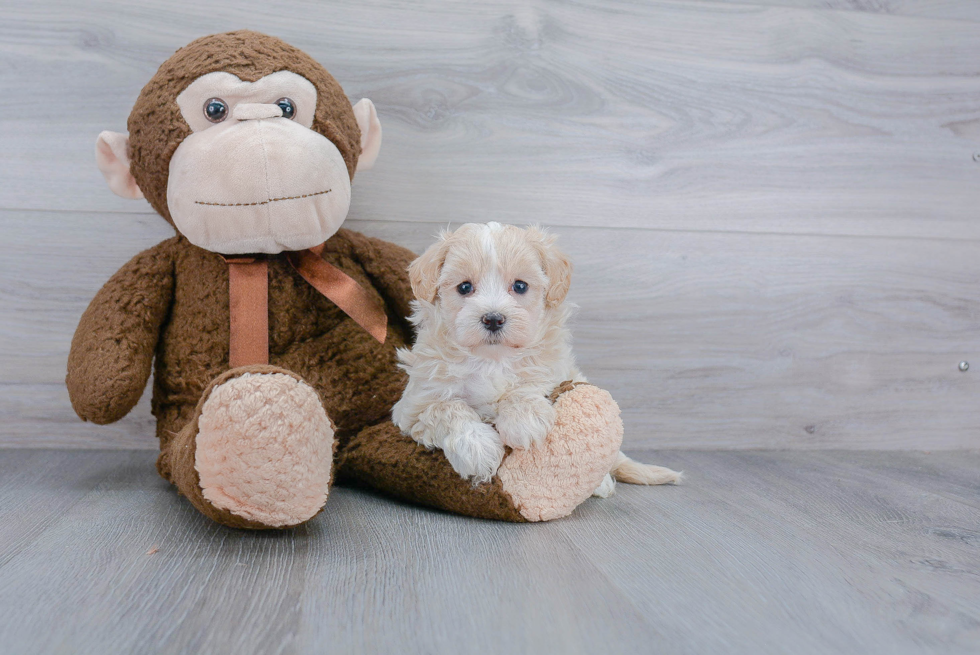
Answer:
(409, 231, 453, 302)
(528, 226, 572, 307)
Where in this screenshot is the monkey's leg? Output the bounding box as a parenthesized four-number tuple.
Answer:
(164, 365, 335, 529)
(337, 383, 622, 522)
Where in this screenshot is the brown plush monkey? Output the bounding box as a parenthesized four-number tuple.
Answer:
(67, 31, 623, 529)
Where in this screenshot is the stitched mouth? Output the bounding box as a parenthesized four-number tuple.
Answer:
(195, 188, 332, 207)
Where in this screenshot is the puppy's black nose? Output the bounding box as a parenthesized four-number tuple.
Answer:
(481, 312, 506, 332)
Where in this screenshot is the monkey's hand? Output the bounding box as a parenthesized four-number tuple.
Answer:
(495, 392, 556, 450)
(66, 239, 176, 424)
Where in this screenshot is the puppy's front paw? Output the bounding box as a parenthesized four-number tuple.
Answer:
(496, 394, 556, 450)
(443, 421, 506, 484)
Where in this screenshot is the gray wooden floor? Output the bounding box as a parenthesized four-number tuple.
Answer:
(0, 449, 977, 654)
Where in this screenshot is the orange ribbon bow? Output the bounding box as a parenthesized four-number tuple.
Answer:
(224, 244, 387, 369)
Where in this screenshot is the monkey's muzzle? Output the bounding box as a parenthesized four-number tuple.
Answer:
(167, 117, 352, 255)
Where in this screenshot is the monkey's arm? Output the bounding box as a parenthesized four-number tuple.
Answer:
(66, 239, 176, 424)
(339, 228, 417, 322)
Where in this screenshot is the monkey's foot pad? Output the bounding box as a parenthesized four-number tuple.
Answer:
(195, 372, 334, 527)
(497, 384, 623, 522)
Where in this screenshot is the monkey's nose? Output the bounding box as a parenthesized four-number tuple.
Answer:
(233, 103, 284, 121)
(481, 313, 506, 333)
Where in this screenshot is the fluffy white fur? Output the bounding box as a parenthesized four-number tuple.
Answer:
(393, 222, 681, 492)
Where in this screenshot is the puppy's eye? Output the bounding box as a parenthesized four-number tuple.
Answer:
(457, 281, 473, 295)
(275, 97, 296, 119)
(512, 280, 529, 294)
(204, 98, 229, 123)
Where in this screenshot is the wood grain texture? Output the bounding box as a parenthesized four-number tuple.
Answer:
(705, 0, 980, 22)
(0, 449, 978, 654)
(3, 213, 977, 450)
(1, 0, 979, 239)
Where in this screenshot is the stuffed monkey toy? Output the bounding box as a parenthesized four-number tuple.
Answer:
(67, 31, 623, 528)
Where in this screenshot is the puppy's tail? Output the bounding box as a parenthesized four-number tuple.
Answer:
(611, 451, 683, 486)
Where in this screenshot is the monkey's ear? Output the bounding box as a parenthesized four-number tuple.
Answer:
(352, 99, 382, 172)
(408, 231, 452, 303)
(95, 131, 144, 200)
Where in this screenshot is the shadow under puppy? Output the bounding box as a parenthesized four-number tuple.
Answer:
(393, 222, 681, 495)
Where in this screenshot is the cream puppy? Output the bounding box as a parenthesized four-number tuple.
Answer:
(392, 222, 681, 492)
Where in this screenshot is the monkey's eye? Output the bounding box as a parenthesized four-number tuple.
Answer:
(276, 98, 296, 120)
(203, 98, 228, 123)
(512, 280, 529, 294)
(457, 281, 473, 296)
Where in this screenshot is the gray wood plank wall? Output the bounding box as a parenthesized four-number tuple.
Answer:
(1, 0, 978, 449)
